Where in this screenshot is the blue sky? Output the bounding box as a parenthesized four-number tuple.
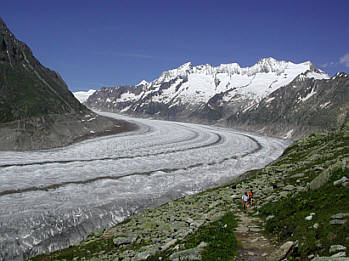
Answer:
(1, 0, 349, 91)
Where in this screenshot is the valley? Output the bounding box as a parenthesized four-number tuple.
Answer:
(0, 112, 288, 260)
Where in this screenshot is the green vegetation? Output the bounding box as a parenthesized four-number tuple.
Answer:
(257, 122, 349, 259)
(148, 212, 239, 261)
(260, 169, 349, 258)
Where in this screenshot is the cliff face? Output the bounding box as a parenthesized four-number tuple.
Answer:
(0, 18, 135, 150)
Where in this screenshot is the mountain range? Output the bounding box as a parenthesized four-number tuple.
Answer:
(0, 17, 134, 150)
(80, 58, 348, 139)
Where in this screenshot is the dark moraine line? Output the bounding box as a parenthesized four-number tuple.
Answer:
(0, 130, 221, 169)
(0, 134, 261, 197)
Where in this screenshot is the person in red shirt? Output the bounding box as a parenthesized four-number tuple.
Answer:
(248, 190, 254, 206)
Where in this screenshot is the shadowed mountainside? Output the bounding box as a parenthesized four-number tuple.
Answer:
(0, 17, 136, 150)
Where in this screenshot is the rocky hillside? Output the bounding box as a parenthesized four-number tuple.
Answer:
(0, 17, 135, 150)
(80, 58, 347, 139)
(31, 121, 348, 260)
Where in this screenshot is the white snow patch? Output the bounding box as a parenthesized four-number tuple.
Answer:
(319, 101, 331, 109)
(299, 88, 317, 102)
(265, 97, 276, 103)
(305, 71, 330, 80)
(119, 92, 140, 102)
(283, 129, 294, 139)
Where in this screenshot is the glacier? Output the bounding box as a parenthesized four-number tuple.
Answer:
(0, 112, 289, 260)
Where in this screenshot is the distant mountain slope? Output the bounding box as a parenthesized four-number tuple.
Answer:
(83, 58, 344, 138)
(0, 17, 135, 150)
(73, 89, 96, 103)
(227, 72, 349, 138)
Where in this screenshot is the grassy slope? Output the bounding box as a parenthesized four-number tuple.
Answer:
(258, 123, 349, 259)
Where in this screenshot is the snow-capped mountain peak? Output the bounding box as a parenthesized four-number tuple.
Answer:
(136, 80, 148, 86)
(83, 58, 330, 121)
(157, 62, 193, 82)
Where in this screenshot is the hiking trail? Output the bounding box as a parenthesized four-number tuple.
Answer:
(234, 209, 277, 261)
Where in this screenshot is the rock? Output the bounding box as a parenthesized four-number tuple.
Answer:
(265, 195, 275, 201)
(161, 239, 178, 251)
(308, 254, 315, 259)
(279, 191, 290, 197)
(312, 257, 349, 260)
(266, 215, 275, 221)
(305, 215, 313, 221)
(330, 219, 347, 225)
(249, 226, 263, 232)
(276, 182, 285, 188)
(134, 249, 157, 261)
(334, 177, 349, 186)
(313, 223, 319, 229)
(231, 194, 240, 200)
(266, 241, 294, 261)
(113, 233, 138, 247)
(309, 170, 331, 190)
(331, 213, 349, 219)
(169, 242, 208, 261)
(291, 173, 305, 178)
(284, 185, 296, 191)
(330, 245, 347, 254)
(332, 252, 347, 257)
(297, 186, 305, 192)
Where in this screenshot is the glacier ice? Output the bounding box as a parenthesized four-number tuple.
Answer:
(0, 112, 289, 260)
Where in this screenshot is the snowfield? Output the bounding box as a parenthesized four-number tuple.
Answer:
(0, 112, 289, 260)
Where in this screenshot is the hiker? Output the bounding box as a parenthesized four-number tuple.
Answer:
(248, 190, 254, 206)
(241, 191, 249, 212)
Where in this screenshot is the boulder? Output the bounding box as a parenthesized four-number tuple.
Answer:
(305, 215, 313, 221)
(331, 213, 349, 219)
(330, 219, 347, 225)
(332, 252, 347, 257)
(284, 185, 296, 191)
(161, 239, 178, 251)
(312, 257, 349, 260)
(291, 173, 305, 178)
(113, 233, 138, 247)
(330, 245, 347, 254)
(169, 242, 208, 261)
(334, 177, 349, 186)
(266, 241, 294, 261)
(266, 215, 275, 221)
(308, 170, 331, 190)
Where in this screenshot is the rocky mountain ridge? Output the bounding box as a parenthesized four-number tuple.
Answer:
(0, 17, 135, 150)
(81, 58, 347, 139)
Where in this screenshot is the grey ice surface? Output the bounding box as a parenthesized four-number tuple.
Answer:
(0, 112, 289, 260)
